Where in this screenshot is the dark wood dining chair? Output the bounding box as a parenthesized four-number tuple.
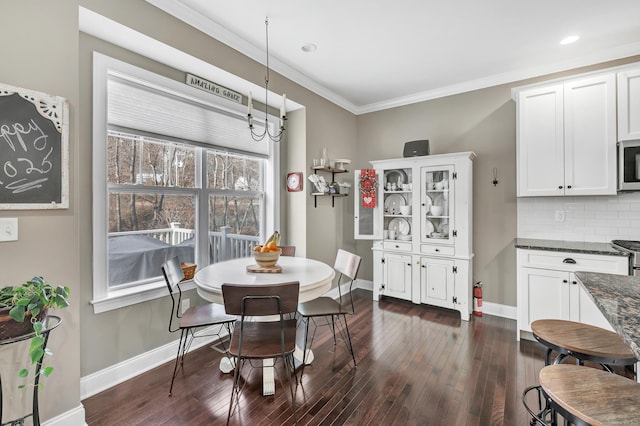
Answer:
(297, 249, 362, 377)
(161, 256, 235, 396)
(222, 281, 300, 425)
(279, 245, 296, 256)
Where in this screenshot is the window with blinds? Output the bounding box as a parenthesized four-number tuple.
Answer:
(92, 52, 278, 312)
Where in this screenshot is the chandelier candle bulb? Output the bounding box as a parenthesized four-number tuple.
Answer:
(248, 92, 253, 115)
(281, 93, 286, 117)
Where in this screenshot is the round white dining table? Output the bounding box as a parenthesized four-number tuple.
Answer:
(194, 256, 336, 395)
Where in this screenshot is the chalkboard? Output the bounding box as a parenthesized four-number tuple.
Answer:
(0, 83, 69, 209)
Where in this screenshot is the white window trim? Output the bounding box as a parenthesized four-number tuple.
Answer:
(92, 52, 279, 313)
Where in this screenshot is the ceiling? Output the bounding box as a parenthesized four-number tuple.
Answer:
(148, 0, 640, 114)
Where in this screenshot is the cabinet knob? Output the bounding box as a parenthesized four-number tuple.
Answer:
(435, 248, 440, 252)
(572, 281, 577, 285)
(421, 264, 425, 268)
(558, 185, 563, 189)
(407, 263, 411, 267)
(395, 245, 400, 248)
(567, 185, 572, 189)
(562, 279, 568, 283)
(562, 258, 576, 264)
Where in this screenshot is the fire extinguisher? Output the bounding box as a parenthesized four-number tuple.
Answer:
(473, 281, 483, 317)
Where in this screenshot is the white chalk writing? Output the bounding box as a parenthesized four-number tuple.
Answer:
(1, 118, 52, 194)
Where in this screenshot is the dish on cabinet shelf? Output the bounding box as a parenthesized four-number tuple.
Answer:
(388, 217, 411, 236)
(384, 194, 406, 214)
(424, 219, 434, 236)
(439, 222, 449, 236)
(384, 169, 408, 187)
(423, 194, 432, 210)
(397, 235, 412, 241)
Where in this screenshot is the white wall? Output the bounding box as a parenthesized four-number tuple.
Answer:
(517, 192, 640, 242)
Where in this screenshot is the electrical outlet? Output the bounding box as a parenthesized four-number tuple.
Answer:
(554, 210, 565, 222)
(0, 218, 18, 242)
(181, 298, 190, 314)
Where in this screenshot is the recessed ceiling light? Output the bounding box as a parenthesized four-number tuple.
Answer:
(301, 43, 317, 53)
(560, 35, 580, 45)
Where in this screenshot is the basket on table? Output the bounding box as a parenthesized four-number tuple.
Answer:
(180, 262, 196, 281)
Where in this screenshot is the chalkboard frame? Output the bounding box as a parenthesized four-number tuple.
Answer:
(0, 83, 69, 210)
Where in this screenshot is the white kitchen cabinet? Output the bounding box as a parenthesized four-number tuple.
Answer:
(516, 249, 628, 340)
(357, 152, 475, 320)
(515, 73, 616, 197)
(618, 66, 640, 141)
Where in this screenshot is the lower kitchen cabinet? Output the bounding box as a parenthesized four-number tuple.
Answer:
(516, 248, 628, 340)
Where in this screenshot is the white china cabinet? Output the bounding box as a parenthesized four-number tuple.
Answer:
(355, 152, 475, 320)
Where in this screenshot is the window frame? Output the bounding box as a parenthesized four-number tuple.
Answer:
(92, 53, 279, 313)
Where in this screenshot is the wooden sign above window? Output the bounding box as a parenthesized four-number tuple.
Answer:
(185, 73, 243, 104)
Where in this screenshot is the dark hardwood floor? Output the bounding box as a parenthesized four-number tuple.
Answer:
(83, 290, 549, 425)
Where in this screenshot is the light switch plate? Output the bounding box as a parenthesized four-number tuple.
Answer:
(0, 218, 18, 242)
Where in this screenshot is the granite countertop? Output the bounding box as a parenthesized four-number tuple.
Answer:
(514, 238, 629, 257)
(575, 271, 640, 360)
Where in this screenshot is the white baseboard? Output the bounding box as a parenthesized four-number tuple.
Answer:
(42, 404, 86, 426)
(75, 281, 512, 424)
(324, 279, 372, 299)
(348, 279, 516, 320)
(79, 282, 376, 401)
(80, 325, 228, 400)
(482, 301, 517, 320)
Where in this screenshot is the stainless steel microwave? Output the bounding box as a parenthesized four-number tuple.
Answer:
(619, 140, 640, 191)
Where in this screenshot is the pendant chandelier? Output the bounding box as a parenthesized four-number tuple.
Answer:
(247, 17, 287, 143)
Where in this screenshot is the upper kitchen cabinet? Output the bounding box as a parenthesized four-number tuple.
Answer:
(618, 67, 640, 141)
(514, 73, 617, 197)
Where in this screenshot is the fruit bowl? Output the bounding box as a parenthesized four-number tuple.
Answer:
(252, 248, 282, 268)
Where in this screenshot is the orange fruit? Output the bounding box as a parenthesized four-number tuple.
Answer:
(254, 246, 262, 251)
(265, 241, 277, 250)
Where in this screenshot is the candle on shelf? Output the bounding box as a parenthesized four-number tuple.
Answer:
(248, 92, 253, 116)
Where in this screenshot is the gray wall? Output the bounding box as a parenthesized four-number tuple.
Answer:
(355, 55, 640, 306)
(0, 1, 81, 421)
(355, 85, 518, 305)
(2, 1, 639, 422)
(78, 0, 357, 377)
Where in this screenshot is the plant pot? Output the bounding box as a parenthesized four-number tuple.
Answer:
(0, 308, 46, 341)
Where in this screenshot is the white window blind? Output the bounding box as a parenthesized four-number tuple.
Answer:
(107, 76, 270, 156)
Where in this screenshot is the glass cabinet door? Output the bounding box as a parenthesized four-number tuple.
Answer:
(381, 167, 413, 242)
(421, 165, 454, 245)
(354, 169, 381, 239)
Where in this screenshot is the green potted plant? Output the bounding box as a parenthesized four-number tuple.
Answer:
(0, 276, 70, 388)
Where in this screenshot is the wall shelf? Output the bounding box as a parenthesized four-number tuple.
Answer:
(311, 166, 349, 208)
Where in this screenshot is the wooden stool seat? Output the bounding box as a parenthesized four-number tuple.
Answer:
(531, 319, 637, 367)
(540, 364, 640, 425)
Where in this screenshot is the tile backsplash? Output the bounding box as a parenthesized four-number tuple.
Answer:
(517, 192, 640, 242)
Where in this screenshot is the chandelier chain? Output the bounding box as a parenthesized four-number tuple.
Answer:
(248, 17, 286, 143)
